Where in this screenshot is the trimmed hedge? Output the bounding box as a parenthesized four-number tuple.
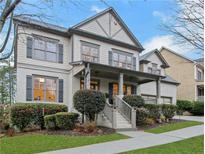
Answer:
(44, 114, 56, 130)
(191, 101, 204, 115)
(135, 107, 149, 124)
(55, 112, 79, 130)
(161, 104, 177, 119)
(123, 95, 144, 107)
(10, 103, 68, 130)
(73, 90, 106, 122)
(144, 104, 161, 120)
(44, 112, 79, 130)
(176, 100, 193, 112)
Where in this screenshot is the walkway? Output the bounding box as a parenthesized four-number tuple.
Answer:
(40, 124, 204, 154)
(173, 115, 204, 122)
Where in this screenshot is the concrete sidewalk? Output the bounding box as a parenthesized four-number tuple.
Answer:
(173, 115, 204, 122)
(40, 124, 204, 154)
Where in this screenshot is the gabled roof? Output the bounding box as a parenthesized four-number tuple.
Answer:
(13, 8, 144, 52)
(195, 58, 204, 63)
(71, 7, 144, 51)
(13, 16, 69, 36)
(162, 75, 180, 85)
(159, 46, 195, 63)
(140, 49, 169, 68)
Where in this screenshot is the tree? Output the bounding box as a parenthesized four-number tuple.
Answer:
(0, 57, 15, 104)
(73, 90, 106, 123)
(0, 0, 72, 60)
(163, 0, 204, 54)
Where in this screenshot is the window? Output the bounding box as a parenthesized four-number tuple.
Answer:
(162, 97, 172, 104)
(112, 50, 133, 69)
(148, 63, 161, 75)
(81, 42, 99, 63)
(197, 87, 204, 96)
(141, 95, 157, 104)
(148, 67, 152, 73)
(33, 36, 58, 62)
(33, 76, 57, 102)
(197, 69, 203, 81)
(80, 79, 100, 90)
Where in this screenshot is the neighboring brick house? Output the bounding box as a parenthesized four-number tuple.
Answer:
(160, 47, 204, 102)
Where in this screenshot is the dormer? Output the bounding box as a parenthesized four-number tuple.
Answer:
(139, 49, 169, 76)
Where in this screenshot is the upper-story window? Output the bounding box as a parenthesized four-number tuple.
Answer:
(33, 36, 58, 62)
(197, 68, 203, 81)
(148, 63, 161, 75)
(112, 50, 133, 70)
(27, 35, 63, 63)
(81, 41, 99, 63)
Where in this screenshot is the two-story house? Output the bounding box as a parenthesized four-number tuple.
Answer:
(160, 47, 204, 102)
(13, 8, 177, 129)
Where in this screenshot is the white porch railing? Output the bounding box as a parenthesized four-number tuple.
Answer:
(115, 95, 132, 122)
(103, 102, 114, 124)
(115, 95, 136, 129)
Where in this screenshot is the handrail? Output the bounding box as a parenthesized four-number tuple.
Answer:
(115, 95, 132, 122)
(119, 97, 132, 109)
(103, 102, 113, 123)
(105, 101, 113, 107)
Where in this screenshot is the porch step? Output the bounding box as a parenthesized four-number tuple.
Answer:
(116, 110, 132, 129)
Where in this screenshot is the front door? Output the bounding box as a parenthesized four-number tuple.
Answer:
(108, 83, 136, 103)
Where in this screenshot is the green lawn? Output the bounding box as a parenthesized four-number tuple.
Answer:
(0, 133, 128, 154)
(145, 121, 203, 134)
(121, 135, 204, 154)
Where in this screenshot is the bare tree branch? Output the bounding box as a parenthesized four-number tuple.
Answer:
(163, 0, 204, 54)
(0, 0, 21, 33)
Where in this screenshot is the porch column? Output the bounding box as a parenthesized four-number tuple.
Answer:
(84, 63, 90, 89)
(156, 78, 162, 104)
(118, 73, 124, 97)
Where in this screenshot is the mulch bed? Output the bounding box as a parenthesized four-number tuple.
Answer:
(1, 126, 116, 137)
(137, 119, 186, 131)
(41, 126, 115, 136)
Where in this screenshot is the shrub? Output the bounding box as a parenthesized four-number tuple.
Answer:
(44, 114, 56, 130)
(55, 112, 79, 130)
(160, 114, 166, 122)
(73, 90, 106, 122)
(84, 122, 97, 133)
(144, 104, 161, 120)
(176, 100, 193, 112)
(10, 103, 67, 131)
(161, 104, 177, 119)
(123, 95, 144, 108)
(145, 118, 155, 125)
(135, 107, 149, 124)
(0, 104, 10, 132)
(191, 101, 204, 115)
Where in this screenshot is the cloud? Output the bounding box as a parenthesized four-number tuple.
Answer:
(90, 5, 105, 13)
(153, 11, 170, 23)
(142, 35, 194, 55)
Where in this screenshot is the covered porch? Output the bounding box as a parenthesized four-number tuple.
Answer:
(71, 61, 164, 129)
(71, 61, 164, 104)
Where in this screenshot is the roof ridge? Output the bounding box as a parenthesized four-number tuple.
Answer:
(160, 46, 195, 63)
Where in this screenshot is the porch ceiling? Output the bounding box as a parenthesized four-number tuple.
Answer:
(70, 61, 165, 84)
